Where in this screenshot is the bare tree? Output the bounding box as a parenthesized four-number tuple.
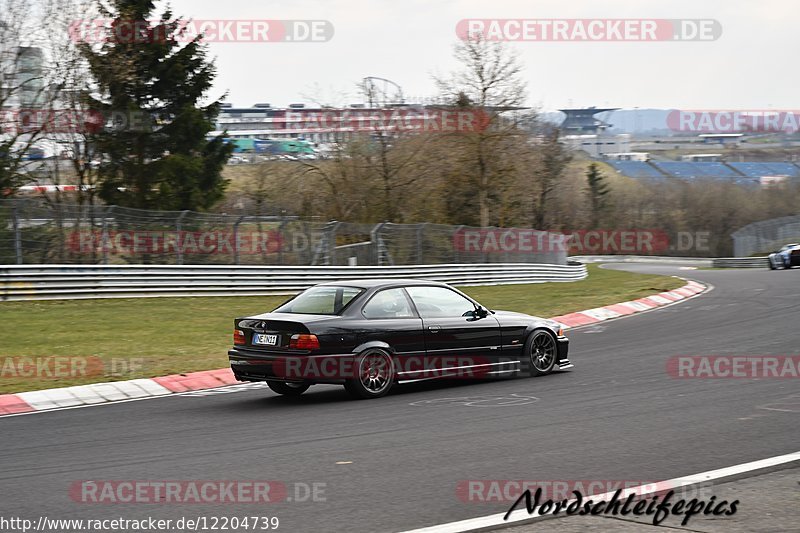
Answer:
(359, 78, 430, 222)
(1, 0, 96, 195)
(530, 127, 572, 228)
(435, 34, 528, 227)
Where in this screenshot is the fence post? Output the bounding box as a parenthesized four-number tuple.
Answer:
(100, 205, 115, 265)
(277, 218, 288, 265)
(416, 223, 427, 265)
(371, 222, 386, 265)
(453, 225, 464, 263)
(311, 221, 337, 265)
(12, 204, 22, 264)
(483, 226, 494, 263)
(233, 216, 245, 265)
(329, 221, 339, 266)
(176, 210, 189, 265)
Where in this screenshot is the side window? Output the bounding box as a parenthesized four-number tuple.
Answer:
(362, 288, 415, 319)
(406, 286, 476, 318)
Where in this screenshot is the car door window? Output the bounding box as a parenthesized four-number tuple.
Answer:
(362, 288, 415, 319)
(406, 286, 476, 318)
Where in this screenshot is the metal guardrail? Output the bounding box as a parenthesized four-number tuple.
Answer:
(571, 255, 713, 265)
(711, 257, 770, 268)
(0, 263, 588, 301)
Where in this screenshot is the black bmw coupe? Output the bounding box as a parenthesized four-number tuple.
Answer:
(229, 279, 571, 399)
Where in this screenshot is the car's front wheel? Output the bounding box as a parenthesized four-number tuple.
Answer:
(267, 381, 311, 396)
(525, 330, 558, 377)
(344, 348, 396, 399)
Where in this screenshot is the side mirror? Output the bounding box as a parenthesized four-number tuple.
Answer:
(475, 306, 489, 318)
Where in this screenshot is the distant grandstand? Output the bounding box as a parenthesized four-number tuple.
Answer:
(607, 160, 800, 186)
(559, 107, 618, 134)
(727, 162, 800, 178)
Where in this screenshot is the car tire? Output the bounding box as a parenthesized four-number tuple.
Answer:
(344, 348, 396, 399)
(524, 330, 558, 377)
(267, 381, 310, 396)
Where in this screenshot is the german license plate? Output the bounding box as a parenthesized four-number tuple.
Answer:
(253, 333, 278, 346)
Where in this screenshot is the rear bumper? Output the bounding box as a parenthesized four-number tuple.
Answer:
(228, 348, 353, 385)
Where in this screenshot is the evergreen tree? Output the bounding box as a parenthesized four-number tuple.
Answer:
(81, 0, 232, 210)
(585, 162, 610, 228)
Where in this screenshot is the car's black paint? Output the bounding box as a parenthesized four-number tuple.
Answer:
(228, 279, 570, 398)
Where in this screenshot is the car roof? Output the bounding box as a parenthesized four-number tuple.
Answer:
(316, 278, 450, 289)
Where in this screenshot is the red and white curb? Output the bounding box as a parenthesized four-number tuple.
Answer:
(0, 369, 239, 416)
(550, 279, 707, 328)
(0, 279, 708, 417)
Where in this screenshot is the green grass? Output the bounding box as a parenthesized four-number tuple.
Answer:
(463, 264, 682, 318)
(0, 264, 682, 393)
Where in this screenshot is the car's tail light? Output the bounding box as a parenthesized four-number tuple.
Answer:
(290, 334, 320, 350)
(234, 329, 246, 345)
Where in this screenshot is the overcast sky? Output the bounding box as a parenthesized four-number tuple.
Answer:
(163, 0, 798, 112)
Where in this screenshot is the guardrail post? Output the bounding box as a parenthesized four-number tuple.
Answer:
(12, 204, 22, 264)
(233, 216, 245, 265)
(176, 210, 189, 265)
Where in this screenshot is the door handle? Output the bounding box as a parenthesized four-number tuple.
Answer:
(427, 325, 441, 333)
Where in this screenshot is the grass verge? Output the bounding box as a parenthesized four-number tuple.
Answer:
(0, 264, 684, 393)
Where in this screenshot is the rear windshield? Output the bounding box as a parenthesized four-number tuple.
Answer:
(273, 286, 363, 315)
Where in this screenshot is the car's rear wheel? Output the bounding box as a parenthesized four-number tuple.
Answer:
(525, 330, 557, 377)
(267, 381, 310, 396)
(344, 348, 395, 399)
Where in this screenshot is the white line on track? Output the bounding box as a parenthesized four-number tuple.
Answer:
(398, 450, 800, 533)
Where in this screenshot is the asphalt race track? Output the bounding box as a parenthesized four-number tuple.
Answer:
(1, 264, 798, 532)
